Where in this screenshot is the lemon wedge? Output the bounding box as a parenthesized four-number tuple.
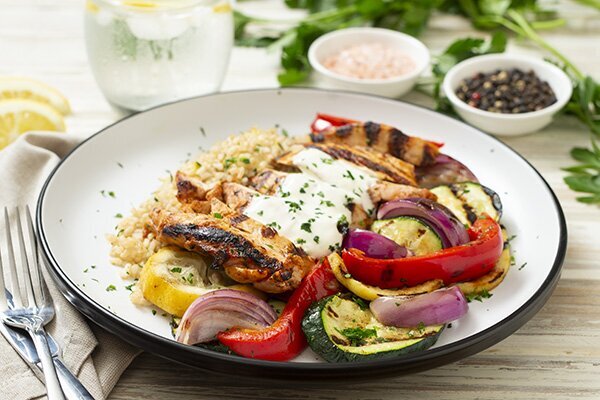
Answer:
(139, 246, 265, 317)
(0, 77, 71, 115)
(0, 99, 66, 150)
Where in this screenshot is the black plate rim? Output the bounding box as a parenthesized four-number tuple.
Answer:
(36, 87, 567, 380)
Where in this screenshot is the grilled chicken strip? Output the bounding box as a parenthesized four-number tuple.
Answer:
(251, 169, 435, 205)
(175, 171, 223, 214)
(150, 200, 314, 293)
(368, 181, 436, 203)
(308, 122, 439, 166)
(275, 143, 416, 186)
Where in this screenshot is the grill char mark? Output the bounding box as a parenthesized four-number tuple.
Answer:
(335, 125, 352, 138)
(307, 144, 411, 185)
(162, 223, 284, 273)
(388, 128, 409, 159)
(364, 121, 381, 146)
(310, 132, 325, 143)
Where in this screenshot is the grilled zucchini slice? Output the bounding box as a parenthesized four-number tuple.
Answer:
(302, 294, 444, 362)
(371, 216, 443, 256)
(431, 182, 502, 226)
(455, 228, 512, 295)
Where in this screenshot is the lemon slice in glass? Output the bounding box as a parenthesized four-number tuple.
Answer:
(0, 77, 71, 115)
(0, 99, 66, 150)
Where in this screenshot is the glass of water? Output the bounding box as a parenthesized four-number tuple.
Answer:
(84, 0, 233, 111)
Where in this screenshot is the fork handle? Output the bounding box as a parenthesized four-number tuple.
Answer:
(30, 327, 66, 400)
(54, 357, 95, 400)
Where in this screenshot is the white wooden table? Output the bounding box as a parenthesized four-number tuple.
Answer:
(1, 1, 599, 399)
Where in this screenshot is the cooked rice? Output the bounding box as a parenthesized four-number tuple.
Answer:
(107, 127, 293, 279)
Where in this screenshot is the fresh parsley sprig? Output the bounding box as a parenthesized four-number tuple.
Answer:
(563, 141, 600, 204)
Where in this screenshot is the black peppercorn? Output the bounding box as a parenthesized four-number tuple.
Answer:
(455, 68, 557, 114)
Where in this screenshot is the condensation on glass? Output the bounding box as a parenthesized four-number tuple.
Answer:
(85, 0, 233, 111)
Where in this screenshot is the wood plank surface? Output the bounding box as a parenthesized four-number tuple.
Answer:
(1, 1, 598, 399)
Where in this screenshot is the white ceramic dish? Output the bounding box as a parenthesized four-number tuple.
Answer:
(442, 54, 572, 136)
(37, 88, 566, 380)
(308, 27, 430, 98)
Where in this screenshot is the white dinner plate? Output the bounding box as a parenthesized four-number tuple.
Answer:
(37, 88, 566, 380)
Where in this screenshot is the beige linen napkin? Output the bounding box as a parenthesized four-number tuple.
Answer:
(0, 132, 141, 400)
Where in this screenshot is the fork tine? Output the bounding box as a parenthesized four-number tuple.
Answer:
(4, 207, 23, 308)
(25, 205, 46, 306)
(15, 206, 37, 308)
(0, 231, 7, 310)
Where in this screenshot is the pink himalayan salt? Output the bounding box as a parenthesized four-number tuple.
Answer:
(323, 42, 416, 80)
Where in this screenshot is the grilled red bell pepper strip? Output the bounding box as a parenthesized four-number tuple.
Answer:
(310, 113, 444, 148)
(310, 113, 357, 133)
(342, 217, 503, 289)
(217, 259, 341, 361)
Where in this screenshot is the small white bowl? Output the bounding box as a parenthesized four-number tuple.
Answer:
(308, 27, 430, 98)
(442, 54, 572, 136)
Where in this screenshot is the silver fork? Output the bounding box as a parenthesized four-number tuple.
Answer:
(0, 206, 65, 400)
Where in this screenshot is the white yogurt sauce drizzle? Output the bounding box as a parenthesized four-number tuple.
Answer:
(244, 148, 377, 258)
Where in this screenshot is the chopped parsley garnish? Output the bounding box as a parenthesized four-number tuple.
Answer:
(100, 190, 105, 197)
(108, 191, 116, 198)
(343, 170, 355, 180)
(321, 158, 333, 165)
(154, 197, 159, 202)
(466, 289, 493, 302)
(285, 201, 302, 213)
(300, 222, 312, 233)
(296, 238, 306, 244)
(125, 283, 135, 291)
(337, 327, 377, 346)
(83, 268, 88, 273)
(257, 210, 264, 216)
(299, 187, 306, 194)
(337, 214, 348, 234)
(240, 157, 251, 164)
(106, 284, 116, 292)
(280, 191, 291, 198)
(152, 309, 157, 315)
(316, 191, 325, 198)
(194, 161, 202, 169)
(117, 162, 123, 168)
(519, 262, 527, 270)
(184, 273, 194, 284)
(281, 129, 289, 137)
(267, 221, 281, 230)
(352, 296, 368, 310)
(115, 213, 123, 218)
(199, 127, 206, 136)
(223, 157, 237, 169)
(213, 212, 223, 219)
(313, 236, 320, 244)
(320, 200, 334, 207)
(170, 267, 182, 273)
(507, 234, 517, 243)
